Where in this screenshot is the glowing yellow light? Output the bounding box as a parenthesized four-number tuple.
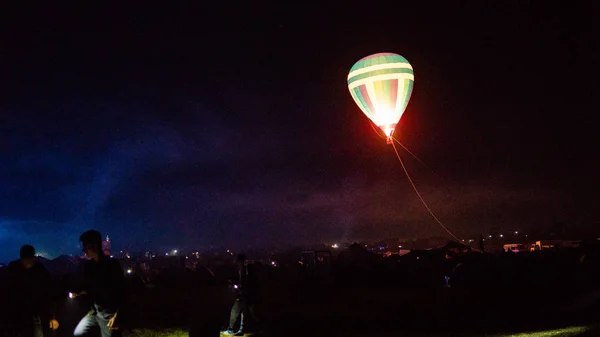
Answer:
(384, 126, 394, 137)
(49, 319, 59, 330)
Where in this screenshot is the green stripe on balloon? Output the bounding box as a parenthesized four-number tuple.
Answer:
(358, 85, 376, 116)
(352, 87, 371, 116)
(349, 53, 410, 73)
(400, 79, 414, 113)
(354, 86, 375, 118)
(347, 67, 413, 86)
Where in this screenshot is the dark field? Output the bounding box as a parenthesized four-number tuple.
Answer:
(54, 276, 600, 337)
(5, 247, 600, 337)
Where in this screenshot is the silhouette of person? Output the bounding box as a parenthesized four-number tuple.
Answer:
(222, 254, 260, 336)
(443, 253, 455, 288)
(4, 244, 59, 337)
(479, 234, 485, 252)
(72, 230, 126, 337)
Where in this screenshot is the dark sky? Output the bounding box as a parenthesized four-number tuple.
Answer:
(0, 2, 598, 261)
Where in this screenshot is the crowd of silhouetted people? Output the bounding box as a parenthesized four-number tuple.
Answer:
(2, 234, 600, 336)
(0, 230, 126, 337)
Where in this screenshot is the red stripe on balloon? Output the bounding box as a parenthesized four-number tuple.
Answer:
(389, 79, 398, 109)
(358, 85, 375, 114)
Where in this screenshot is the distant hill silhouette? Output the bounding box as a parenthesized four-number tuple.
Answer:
(37, 255, 85, 277)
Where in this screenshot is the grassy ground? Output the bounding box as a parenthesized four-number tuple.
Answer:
(126, 325, 598, 337)
(124, 329, 188, 337)
(487, 325, 592, 337)
(52, 282, 600, 337)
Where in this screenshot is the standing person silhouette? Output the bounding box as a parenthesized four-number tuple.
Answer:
(4, 244, 59, 337)
(222, 254, 260, 336)
(72, 230, 126, 337)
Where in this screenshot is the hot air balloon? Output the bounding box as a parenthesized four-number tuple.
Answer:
(345, 54, 463, 242)
(347, 52, 414, 144)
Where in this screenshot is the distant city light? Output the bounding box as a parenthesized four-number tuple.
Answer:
(68, 292, 74, 299)
(489, 235, 492, 238)
(165, 253, 169, 256)
(500, 234, 504, 238)
(173, 250, 178, 254)
(127, 269, 132, 274)
(331, 244, 339, 249)
(398, 245, 402, 248)
(515, 231, 519, 235)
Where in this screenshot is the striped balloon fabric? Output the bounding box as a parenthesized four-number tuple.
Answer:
(347, 53, 414, 143)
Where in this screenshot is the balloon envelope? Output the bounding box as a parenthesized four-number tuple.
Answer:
(347, 52, 414, 143)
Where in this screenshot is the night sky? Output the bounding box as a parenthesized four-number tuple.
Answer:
(0, 2, 598, 261)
